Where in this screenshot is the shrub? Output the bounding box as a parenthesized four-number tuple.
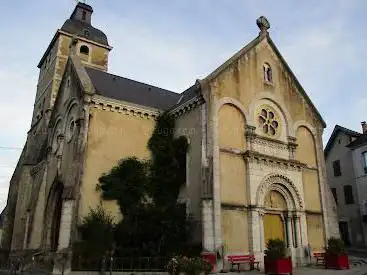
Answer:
(326, 237, 346, 256)
(166, 256, 212, 275)
(180, 256, 212, 275)
(264, 238, 286, 260)
(165, 257, 180, 275)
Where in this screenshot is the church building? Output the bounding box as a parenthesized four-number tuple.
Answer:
(2, 2, 338, 272)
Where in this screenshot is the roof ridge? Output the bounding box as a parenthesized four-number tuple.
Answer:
(85, 67, 178, 96)
(324, 124, 362, 157)
(335, 124, 361, 136)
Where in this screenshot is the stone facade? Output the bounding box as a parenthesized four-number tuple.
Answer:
(2, 3, 337, 273)
(325, 124, 367, 247)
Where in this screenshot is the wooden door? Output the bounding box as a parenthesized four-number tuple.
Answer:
(264, 213, 284, 248)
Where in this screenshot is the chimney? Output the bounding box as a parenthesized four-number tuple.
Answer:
(362, 121, 367, 134)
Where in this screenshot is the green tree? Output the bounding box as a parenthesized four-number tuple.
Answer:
(76, 205, 115, 257)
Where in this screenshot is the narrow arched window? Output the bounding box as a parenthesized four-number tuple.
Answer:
(263, 62, 272, 82)
(80, 45, 89, 55)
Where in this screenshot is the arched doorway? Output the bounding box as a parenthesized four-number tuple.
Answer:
(50, 184, 63, 251)
(43, 180, 64, 251)
(263, 190, 287, 245)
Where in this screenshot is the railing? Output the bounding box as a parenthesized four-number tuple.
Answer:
(0, 250, 55, 274)
(72, 256, 169, 272)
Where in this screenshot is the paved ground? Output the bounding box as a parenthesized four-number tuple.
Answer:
(227, 266, 367, 274)
(223, 254, 367, 275)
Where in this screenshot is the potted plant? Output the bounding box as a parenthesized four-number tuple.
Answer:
(165, 256, 181, 275)
(200, 250, 217, 273)
(180, 256, 211, 275)
(264, 238, 292, 275)
(325, 237, 349, 270)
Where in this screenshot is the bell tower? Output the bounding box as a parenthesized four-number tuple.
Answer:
(31, 2, 112, 126)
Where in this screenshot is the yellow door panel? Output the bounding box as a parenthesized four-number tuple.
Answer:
(264, 214, 284, 247)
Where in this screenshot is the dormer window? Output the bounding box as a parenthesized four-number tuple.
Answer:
(263, 63, 272, 83)
(80, 45, 89, 55)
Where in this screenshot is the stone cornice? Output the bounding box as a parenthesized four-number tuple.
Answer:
(243, 150, 306, 170)
(58, 30, 113, 50)
(221, 202, 249, 210)
(219, 147, 246, 155)
(254, 134, 289, 147)
(90, 95, 160, 119)
(170, 95, 205, 117)
(305, 210, 323, 215)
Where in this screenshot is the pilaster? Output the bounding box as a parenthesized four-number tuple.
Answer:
(202, 199, 215, 251)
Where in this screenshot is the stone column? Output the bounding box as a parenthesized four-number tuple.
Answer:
(53, 200, 74, 275)
(249, 209, 263, 269)
(259, 210, 265, 252)
(293, 215, 302, 248)
(249, 209, 261, 253)
(202, 199, 215, 251)
(57, 200, 74, 249)
(287, 136, 297, 160)
(23, 212, 30, 249)
(286, 215, 293, 248)
(245, 125, 256, 152)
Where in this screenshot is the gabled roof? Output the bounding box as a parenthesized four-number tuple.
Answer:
(347, 133, 367, 149)
(203, 32, 326, 128)
(324, 125, 361, 157)
(86, 68, 181, 110)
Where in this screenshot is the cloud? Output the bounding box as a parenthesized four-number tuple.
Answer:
(0, 0, 367, 212)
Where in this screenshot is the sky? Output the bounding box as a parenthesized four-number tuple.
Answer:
(0, 0, 366, 212)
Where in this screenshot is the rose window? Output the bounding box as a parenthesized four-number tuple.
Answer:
(258, 107, 279, 136)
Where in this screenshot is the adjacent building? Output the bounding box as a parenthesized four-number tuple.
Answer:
(325, 124, 367, 247)
(2, 2, 338, 273)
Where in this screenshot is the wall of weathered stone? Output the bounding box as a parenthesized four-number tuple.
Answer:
(174, 105, 203, 243)
(80, 102, 156, 221)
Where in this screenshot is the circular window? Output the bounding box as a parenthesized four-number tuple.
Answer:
(257, 106, 280, 137)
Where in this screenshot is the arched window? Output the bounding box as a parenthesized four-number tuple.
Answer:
(80, 45, 89, 55)
(263, 63, 272, 82)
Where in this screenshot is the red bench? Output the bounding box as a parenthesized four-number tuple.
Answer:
(227, 254, 260, 271)
(313, 252, 325, 266)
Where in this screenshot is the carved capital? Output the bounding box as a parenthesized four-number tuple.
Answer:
(245, 125, 256, 138)
(258, 208, 265, 216)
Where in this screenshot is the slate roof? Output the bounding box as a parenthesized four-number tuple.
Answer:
(347, 133, 367, 148)
(86, 68, 181, 110)
(61, 19, 109, 46)
(168, 83, 201, 111)
(324, 125, 361, 157)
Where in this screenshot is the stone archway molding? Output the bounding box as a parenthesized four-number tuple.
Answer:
(257, 174, 304, 210)
(248, 92, 295, 137)
(215, 97, 250, 122)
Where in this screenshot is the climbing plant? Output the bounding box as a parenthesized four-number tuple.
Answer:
(95, 112, 190, 256)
